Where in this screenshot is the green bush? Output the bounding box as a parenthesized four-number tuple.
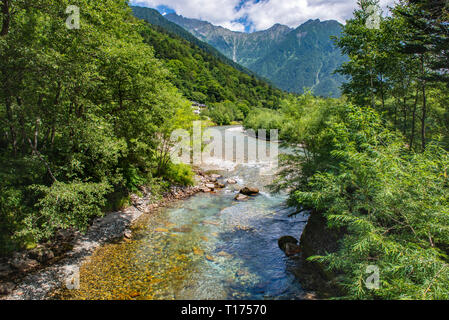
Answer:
(281, 101, 449, 299)
(124, 165, 147, 192)
(164, 163, 195, 186)
(16, 181, 113, 242)
(243, 108, 283, 139)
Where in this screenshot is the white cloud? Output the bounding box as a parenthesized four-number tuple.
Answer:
(131, 0, 397, 32)
(242, 0, 397, 30)
(132, 0, 246, 31)
(242, 0, 355, 30)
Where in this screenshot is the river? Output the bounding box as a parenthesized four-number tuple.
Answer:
(58, 126, 310, 300)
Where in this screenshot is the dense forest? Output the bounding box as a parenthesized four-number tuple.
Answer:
(164, 11, 347, 97)
(0, 0, 201, 254)
(133, 6, 286, 124)
(245, 0, 449, 299)
(2, 0, 449, 301)
(0, 0, 285, 255)
(131, 6, 255, 75)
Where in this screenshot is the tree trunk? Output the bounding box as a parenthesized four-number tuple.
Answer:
(5, 96, 17, 155)
(34, 118, 40, 151)
(27, 137, 57, 183)
(50, 124, 56, 150)
(380, 73, 385, 110)
(410, 86, 419, 150)
(1, 0, 10, 37)
(420, 56, 427, 151)
(370, 70, 375, 109)
(402, 96, 408, 136)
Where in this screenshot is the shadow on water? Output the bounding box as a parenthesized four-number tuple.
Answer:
(213, 211, 309, 299)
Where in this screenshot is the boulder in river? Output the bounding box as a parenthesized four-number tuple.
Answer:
(235, 194, 249, 201)
(278, 236, 301, 256)
(240, 187, 260, 196)
(205, 184, 216, 190)
(200, 187, 212, 193)
(227, 179, 237, 185)
(215, 182, 225, 189)
(285, 243, 301, 256)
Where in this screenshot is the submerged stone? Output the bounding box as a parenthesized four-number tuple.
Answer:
(278, 236, 301, 256)
(235, 194, 249, 201)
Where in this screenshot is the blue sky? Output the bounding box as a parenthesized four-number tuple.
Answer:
(130, 0, 396, 32)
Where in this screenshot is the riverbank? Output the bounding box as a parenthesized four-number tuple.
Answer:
(0, 170, 221, 300)
(2, 125, 314, 300)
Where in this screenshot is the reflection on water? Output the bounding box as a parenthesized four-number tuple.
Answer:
(59, 126, 309, 300)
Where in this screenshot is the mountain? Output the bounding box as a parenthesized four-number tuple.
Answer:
(250, 19, 348, 97)
(131, 6, 257, 77)
(165, 13, 347, 97)
(131, 6, 285, 109)
(165, 13, 293, 67)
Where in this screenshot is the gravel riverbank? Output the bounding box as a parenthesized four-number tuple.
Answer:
(1, 172, 220, 300)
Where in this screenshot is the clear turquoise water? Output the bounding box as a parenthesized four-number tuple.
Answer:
(64, 126, 309, 300)
(159, 166, 309, 300)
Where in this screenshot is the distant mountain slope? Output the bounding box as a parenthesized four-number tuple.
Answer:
(131, 6, 256, 76)
(165, 13, 347, 97)
(249, 19, 348, 97)
(165, 13, 293, 67)
(131, 6, 285, 109)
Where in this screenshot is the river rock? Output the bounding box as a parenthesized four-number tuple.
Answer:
(203, 220, 220, 226)
(55, 229, 75, 243)
(278, 236, 300, 257)
(200, 187, 212, 193)
(302, 292, 318, 300)
(296, 210, 345, 297)
(240, 187, 259, 196)
(124, 229, 132, 239)
(210, 174, 222, 179)
(217, 251, 231, 257)
(197, 170, 206, 177)
(129, 194, 142, 206)
(172, 226, 192, 233)
(208, 177, 217, 183)
(205, 184, 216, 190)
(10, 255, 39, 273)
(235, 225, 254, 232)
(0, 282, 15, 295)
(235, 194, 249, 201)
(0, 263, 12, 279)
(29, 247, 54, 263)
(285, 243, 301, 256)
(227, 179, 237, 185)
(215, 182, 225, 189)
